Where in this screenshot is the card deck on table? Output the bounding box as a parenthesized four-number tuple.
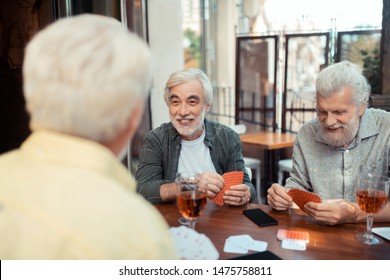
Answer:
(277, 229, 310, 243)
(277, 229, 309, 251)
(209, 171, 244, 206)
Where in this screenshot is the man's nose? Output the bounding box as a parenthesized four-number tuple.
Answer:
(323, 113, 337, 127)
(178, 103, 190, 115)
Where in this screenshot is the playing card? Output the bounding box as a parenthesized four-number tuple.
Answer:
(223, 238, 249, 254)
(223, 234, 267, 254)
(287, 188, 321, 211)
(245, 240, 268, 252)
(281, 239, 307, 251)
(277, 229, 310, 243)
(169, 226, 219, 260)
(209, 171, 244, 206)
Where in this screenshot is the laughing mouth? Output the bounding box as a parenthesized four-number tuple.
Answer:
(177, 119, 192, 125)
(326, 126, 343, 133)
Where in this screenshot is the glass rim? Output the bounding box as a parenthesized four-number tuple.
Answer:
(175, 172, 200, 181)
(358, 174, 390, 182)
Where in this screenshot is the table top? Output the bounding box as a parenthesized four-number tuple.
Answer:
(239, 131, 296, 150)
(156, 202, 390, 260)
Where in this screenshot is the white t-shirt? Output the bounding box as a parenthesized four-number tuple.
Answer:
(177, 129, 216, 174)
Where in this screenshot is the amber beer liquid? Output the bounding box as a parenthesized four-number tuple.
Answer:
(177, 190, 207, 219)
(356, 189, 388, 213)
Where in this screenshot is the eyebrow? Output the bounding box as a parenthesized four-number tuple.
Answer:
(169, 94, 201, 102)
(316, 107, 348, 113)
(187, 95, 201, 101)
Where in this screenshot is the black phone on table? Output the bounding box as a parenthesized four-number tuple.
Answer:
(243, 208, 278, 227)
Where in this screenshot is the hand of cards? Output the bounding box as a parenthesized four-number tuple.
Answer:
(169, 226, 219, 259)
(287, 188, 321, 212)
(209, 171, 244, 206)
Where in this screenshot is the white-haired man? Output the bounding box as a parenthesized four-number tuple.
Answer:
(136, 68, 256, 205)
(267, 61, 390, 225)
(0, 14, 176, 259)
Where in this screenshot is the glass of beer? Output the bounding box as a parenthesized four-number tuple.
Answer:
(355, 174, 389, 245)
(176, 172, 207, 231)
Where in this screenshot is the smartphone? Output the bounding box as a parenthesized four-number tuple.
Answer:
(243, 208, 278, 227)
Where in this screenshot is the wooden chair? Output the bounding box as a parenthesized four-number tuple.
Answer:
(230, 124, 262, 203)
(277, 159, 292, 185)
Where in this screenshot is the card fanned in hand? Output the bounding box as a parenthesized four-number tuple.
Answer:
(287, 188, 321, 211)
(209, 171, 244, 206)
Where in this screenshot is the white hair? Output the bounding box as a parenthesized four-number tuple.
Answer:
(315, 61, 370, 107)
(23, 14, 152, 142)
(163, 68, 213, 106)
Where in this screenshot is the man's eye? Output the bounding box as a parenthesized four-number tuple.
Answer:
(317, 110, 326, 116)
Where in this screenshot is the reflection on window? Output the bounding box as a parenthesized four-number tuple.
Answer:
(182, 0, 202, 68)
(235, 36, 278, 132)
(283, 33, 329, 133)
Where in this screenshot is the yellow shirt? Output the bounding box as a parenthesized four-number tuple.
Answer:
(0, 130, 177, 259)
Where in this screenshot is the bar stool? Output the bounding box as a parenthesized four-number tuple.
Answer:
(277, 159, 292, 185)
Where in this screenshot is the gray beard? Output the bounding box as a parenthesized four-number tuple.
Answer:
(171, 109, 206, 138)
(318, 114, 360, 148)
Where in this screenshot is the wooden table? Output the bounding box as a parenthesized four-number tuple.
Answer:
(156, 202, 390, 260)
(239, 131, 296, 197)
(239, 131, 296, 150)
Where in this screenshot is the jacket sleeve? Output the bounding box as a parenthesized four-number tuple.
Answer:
(135, 131, 170, 204)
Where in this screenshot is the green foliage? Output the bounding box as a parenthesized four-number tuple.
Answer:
(361, 48, 381, 94)
(184, 28, 201, 68)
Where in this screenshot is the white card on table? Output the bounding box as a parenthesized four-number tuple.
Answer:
(223, 238, 249, 254)
(245, 240, 267, 252)
(223, 234, 268, 254)
(281, 239, 306, 251)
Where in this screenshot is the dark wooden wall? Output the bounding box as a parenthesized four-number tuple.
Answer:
(0, 0, 52, 154)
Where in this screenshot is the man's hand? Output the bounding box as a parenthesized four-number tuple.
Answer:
(224, 184, 251, 206)
(304, 199, 362, 225)
(267, 183, 293, 210)
(198, 172, 224, 197)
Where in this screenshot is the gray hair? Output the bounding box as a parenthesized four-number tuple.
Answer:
(315, 60, 370, 106)
(23, 14, 152, 142)
(163, 68, 213, 106)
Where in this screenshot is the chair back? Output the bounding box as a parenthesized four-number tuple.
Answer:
(229, 124, 247, 135)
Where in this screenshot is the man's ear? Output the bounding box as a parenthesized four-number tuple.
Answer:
(358, 101, 367, 117)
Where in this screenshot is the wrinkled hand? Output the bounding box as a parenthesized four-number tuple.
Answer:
(198, 172, 224, 197)
(304, 199, 361, 225)
(267, 183, 293, 210)
(224, 184, 251, 206)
